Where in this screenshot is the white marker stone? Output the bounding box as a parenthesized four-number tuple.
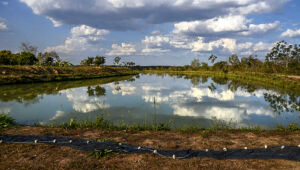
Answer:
(0, 140, 2, 143)
(69, 140, 72, 143)
(264, 145, 268, 149)
(34, 139, 38, 144)
(281, 145, 285, 149)
(138, 146, 141, 150)
(153, 150, 157, 154)
(298, 144, 300, 148)
(172, 155, 176, 159)
(118, 143, 122, 146)
(53, 139, 56, 143)
(205, 149, 209, 152)
(223, 148, 227, 152)
(86, 140, 90, 144)
(244, 147, 248, 150)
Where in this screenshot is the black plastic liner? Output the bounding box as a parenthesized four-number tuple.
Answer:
(1, 135, 299, 161)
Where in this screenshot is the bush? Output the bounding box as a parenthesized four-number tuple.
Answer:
(0, 114, 15, 129)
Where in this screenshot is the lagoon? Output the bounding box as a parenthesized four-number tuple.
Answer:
(0, 74, 299, 129)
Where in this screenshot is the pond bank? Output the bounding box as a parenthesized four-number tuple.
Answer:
(1, 126, 300, 169)
(143, 70, 300, 94)
(0, 65, 138, 85)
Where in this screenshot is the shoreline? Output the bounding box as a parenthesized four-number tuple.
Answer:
(0, 65, 138, 85)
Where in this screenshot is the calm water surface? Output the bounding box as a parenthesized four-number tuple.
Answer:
(0, 74, 299, 128)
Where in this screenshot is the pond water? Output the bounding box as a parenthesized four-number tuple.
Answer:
(0, 74, 299, 129)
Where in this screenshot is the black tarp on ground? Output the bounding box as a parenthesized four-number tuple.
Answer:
(1, 135, 299, 161)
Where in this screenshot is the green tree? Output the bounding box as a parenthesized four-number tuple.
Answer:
(37, 51, 60, 66)
(228, 54, 240, 69)
(0, 50, 13, 65)
(201, 62, 208, 70)
(190, 59, 200, 67)
(212, 61, 228, 72)
(113, 56, 121, 65)
(80, 57, 94, 66)
(94, 56, 105, 66)
(16, 52, 38, 65)
(266, 40, 299, 69)
(126, 62, 135, 67)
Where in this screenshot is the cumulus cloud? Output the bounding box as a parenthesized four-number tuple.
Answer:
(173, 15, 249, 36)
(61, 87, 109, 113)
(109, 83, 137, 95)
(280, 29, 300, 38)
(106, 43, 136, 56)
(172, 37, 272, 55)
(2, 1, 8, 5)
(20, 0, 288, 31)
(173, 15, 279, 37)
(239, 21, 280, 36)
(46, 25, 109, 53)
(0, 18, 8, 31)
(142, 35, 171, 53)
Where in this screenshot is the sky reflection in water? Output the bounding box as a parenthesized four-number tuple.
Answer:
(0, 74, 299, 128)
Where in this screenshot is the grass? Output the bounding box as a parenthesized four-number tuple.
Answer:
(1, 112, 297, 133)
(55, 114, 172, 131)
(40, 114, 300, 133)
(88, 149, 114, 159)
(0, 65, 138, 84)
(0, 114, 15, 130)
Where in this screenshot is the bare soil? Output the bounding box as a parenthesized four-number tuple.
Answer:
(1, 127, 300, 169)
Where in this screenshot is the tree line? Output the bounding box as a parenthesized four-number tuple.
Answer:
(190, 41, 299, 74)
(0, 43, 72, 67)
(79, 56, 135, 67)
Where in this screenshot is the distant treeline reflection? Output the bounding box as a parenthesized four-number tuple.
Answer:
(0, 74, 299, 115)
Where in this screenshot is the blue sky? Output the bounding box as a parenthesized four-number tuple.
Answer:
(0, 0, 299, 65)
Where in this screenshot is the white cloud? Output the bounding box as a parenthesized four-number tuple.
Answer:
(46, 25, 109, 53)
(106, 43, 136, 56)
(20, 0, 288, 31)
(173, 15, 279, 37)
(2, 1, 8, 5)
(0, 18, 8, 31)
(173, 105, 247, 122)
(239, 21, 280, 36)
(110, 83, 137, 95)
(50, 110, 65, 121)
(142, 35, 171, 53)
(61, 88, 109, 113)
(173, 15, 249, 36)
(280, 29, 300, 38)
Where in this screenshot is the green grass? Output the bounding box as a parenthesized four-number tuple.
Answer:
(45, 114, 300, 133)
(1, 113, 299, 134)
(55, 114, 172, 131)
(88, 149, 114, 159)
(0, 114, 15, 130)
(0, 65, 138, 85)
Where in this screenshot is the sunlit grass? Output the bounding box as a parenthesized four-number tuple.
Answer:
(0, 114, 15, 130)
